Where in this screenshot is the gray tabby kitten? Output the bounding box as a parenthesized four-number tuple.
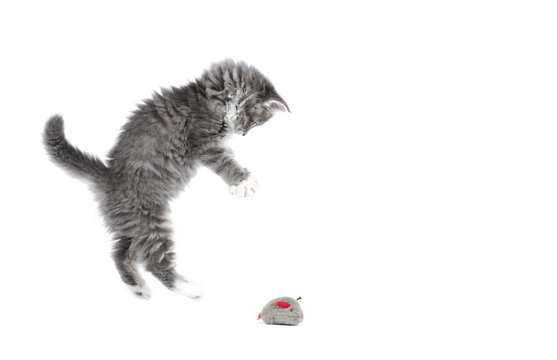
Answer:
(43, 60, 289, 299)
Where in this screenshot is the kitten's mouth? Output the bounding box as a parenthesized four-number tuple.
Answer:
(234, 124, 253, 136)
(234, 118, 259, 136)
(234, 126, 245, 136)
(239, 122, 257, 136)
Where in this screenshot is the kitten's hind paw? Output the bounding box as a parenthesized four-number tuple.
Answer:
(128, 284, 151, 300)
(229, 177, 258, 198)
(174, 279, 203, 299)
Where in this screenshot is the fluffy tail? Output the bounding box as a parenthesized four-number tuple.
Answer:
(43, 115, 108, 183)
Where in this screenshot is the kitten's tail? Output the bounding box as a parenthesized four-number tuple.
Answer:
(43, 115, 108, 183)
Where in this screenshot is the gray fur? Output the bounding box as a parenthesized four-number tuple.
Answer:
(43, 60, 288, 298)
(260, 297, 304, 325)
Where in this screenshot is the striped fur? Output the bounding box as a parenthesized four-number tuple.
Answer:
(43, 60, 288, 298)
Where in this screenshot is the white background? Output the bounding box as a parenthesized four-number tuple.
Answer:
(1, 0, 556, 359)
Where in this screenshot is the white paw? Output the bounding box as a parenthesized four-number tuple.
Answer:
(229, 177, 259, 198)
(175, 279, 204, 299)
(128, 284, 151, 299)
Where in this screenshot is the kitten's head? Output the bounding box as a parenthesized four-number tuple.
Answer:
(202, 60, 290, 136)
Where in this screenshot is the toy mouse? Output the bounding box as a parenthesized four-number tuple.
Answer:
(258, 297, 303, 325)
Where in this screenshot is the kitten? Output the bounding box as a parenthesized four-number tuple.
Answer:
(43, 60, 289, 299)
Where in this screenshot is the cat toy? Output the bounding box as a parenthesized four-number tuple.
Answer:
(257, 297, 303, 325)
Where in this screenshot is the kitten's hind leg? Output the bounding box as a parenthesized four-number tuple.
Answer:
(145, 246, 203, 299)
(173, 276, 204, 299)
(112, 236, 151, 299)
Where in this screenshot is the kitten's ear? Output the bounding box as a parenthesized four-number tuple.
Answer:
(264, 98, 290, 113)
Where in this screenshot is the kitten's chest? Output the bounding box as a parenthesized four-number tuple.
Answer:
(167, 148, 199, 178)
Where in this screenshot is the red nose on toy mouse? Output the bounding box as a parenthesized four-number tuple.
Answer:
(257, 297, 303, 325)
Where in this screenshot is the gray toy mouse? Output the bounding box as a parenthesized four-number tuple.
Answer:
(258, 297, 303, 325)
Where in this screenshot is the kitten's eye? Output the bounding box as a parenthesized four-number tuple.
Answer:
(263, 107, 273, 115)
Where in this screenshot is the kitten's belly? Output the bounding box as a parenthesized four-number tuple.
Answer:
(100, 158, 199, 202)
(172, 161, 199, 195)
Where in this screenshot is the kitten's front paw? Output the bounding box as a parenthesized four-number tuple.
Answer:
(229, 177, 258, 198)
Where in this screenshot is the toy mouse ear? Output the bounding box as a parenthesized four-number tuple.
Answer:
(273, 301, 291, 308)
